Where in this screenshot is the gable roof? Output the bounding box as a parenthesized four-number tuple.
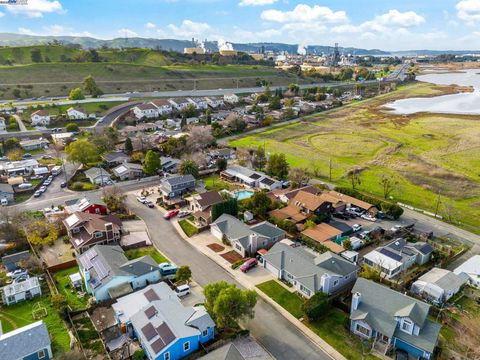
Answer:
(197, 191, 224, 208)
(103, 151, 130, 163)
(136, 103, 157, 111)
(1, 250, 30, 267)
(84, 167, 110, 179)
(31, 110, 49, 117)
(283, 185, 321, 201)
(2, 276, 40, 297)
(415, 267, 466, 293)
(0, 321, 51, 360)
(162, 174, 195, 186)
(326, 191, 374, 210)
(302, 223, 342, 243)
(212, 214, 253, 240)
(454, 255, 480, 277)
(150, 99, 172, 107)
(291, 190, 329, 211)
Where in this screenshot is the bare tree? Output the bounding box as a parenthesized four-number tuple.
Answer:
(102, 186, 127, 214)
(183, 152, 208, 170)
(186, 126, 214, 153)
(289, 167, 310, 187)
(347, 167, 362, 190)
(380, 174, 398, 199)
(236, 148, 252, 167)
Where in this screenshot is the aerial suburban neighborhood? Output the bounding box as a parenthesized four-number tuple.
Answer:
(0, 1, 479, 360)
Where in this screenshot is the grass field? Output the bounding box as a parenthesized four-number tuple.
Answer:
(178, 219, 199, 237)
(124, 246, 169, 264)
(230, 82, 480, 234)
(256, 280, 305, 319)
(53, 266, 90, 311)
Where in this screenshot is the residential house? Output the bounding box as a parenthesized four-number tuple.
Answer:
(201, 336, 273, 360)
(453, 255, 480, 288)
(269, 190, 333, 223)
(160, 157, 181, 173)
(113, 163, 144, 181)
(0, 159, 39, 176)
(273, 185, 321, 204)
(30, 110, 50, 126)
(1, 250, 30, 272)
(221, 165, 282, 191)
(64, 197, 108, 215)
(1, 276, 42, 305)
(0, 184, 14, 203)
(159, 174, 196, 201)
(84, 167, 112, 186)
(169, 98, 191, 111)
(102, 151, 131, 168)
(189, 191, 224, 226)
(301, 223, 345, 254)
(325, 191, 378, 215)
(150, 99, 173, 116)
(211, 214, 285, 257)
(0, 321, 53, 360)
(411, 268, 467, 305)
(133, 103, 159, 119)
(112, 282, 215, 360)
(224, 93, 239, 104)
(67, 107, 88, 120)
(0, 117, 6, 132)
(63, 211, 122, 253)
(77, 245, 161, 302)
(209, 148, 236, 160)
(363, 239, 433, 279)
(19, 139, 49, 151)
(263, 242, 359, 298)
(350, 278, 441, 359)
(188, 97, 208, 110)
(205, 97, 224, 109)
(51, 132, 74, 145)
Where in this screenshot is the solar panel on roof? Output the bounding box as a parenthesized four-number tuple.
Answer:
(379, 248, 402, 262)
(156, 322, 176, 345)
(150, 337, 166, 354)
(144, 289, 160, 302)
(141, 323, 157, 341)
(145, 306, 157, 319)
(92, 257, 109, 280)
(419, 244, 433, 254)
(249, 173, 261, 180)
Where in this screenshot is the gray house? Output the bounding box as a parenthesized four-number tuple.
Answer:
(211, 214, 285, 257)
(0, 183, 14, 203)
(159, 174, 195, 200)
(263, 242, 359, 298)
(84, 167, 112, 186)
(2, 251, 30, 272)
(350, 278, 441, 359)
(411, 267, 466, 305)
(0, 321, 53, 360)
(112, 163, 144, 181)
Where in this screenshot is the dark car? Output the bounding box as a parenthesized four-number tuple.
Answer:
(333, 212, 350, 220)
(60, 181, 67, 188)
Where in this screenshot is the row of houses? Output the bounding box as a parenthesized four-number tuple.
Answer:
(30, 107, 96, 126)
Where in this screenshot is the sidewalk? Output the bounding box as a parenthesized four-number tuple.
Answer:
(170, 220, 347, 360)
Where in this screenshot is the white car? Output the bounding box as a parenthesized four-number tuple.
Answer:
(361, 214, 377, 222)
(390, 225, 403, 232)
(178, 210, 191, 218)
(136, 196, 147, 204)
(39, 186, 47, 193)
(175, 284, 190, 297)
(352, 224, 363, 232)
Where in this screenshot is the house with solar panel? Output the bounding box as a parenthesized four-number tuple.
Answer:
(220, 165, 282, 191)
(112, 282, 215, 360)
(363, 238, 433, 279)
(77, 245, 161, 302)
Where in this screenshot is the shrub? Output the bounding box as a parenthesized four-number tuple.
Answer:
(302, 292, 330, 321)
(231, 259, 247, 269)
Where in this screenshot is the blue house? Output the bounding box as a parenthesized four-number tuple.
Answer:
(350, 278, 441, 359)
(77, 245, 161, 302)
(112, 283, 215, 360)
(0, 320, 52, 360)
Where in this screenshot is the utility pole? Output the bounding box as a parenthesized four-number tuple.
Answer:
(329, 159, 332, 182)
(434, 191, 441, 218)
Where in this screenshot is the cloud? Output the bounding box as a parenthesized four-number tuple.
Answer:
(17, 25, 95, 37)
(167, 20, 211, 38)
(239, 0, 277, 6)
(0, 12, 4, 18)
(457, 0, 480, 22)
(261, 4, 348, 24)
(145, 22, 157, 29)
(117, 28, 138, 37)
(6, 0, 63, 18)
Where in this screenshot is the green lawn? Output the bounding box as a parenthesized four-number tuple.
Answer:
(178, 219, 199, 237)
(256, 280, 305, 319)
(125, 246, 168, 264)
(203, 174, 240, 192)
(53, 266, 90, 311)
(0, 296, 70, 354)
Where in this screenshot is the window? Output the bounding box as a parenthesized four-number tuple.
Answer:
(401, 319, 413, 333)
(183, 341, 190, 352)
(202, 329, 208, 337)
(355, 324, 370, 336)
(333, 280, 339, 286)
(94, 232, 103, 238)
(164, 352, 170, 360)
(38, 350, 46, 359)
(300, 285, 311, 296)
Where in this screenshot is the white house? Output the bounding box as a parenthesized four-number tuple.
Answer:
(454, 255, 480, 288)
(220, 165, 282, 191)
(411, 268, 467, 305)
(1, 276, 42, 306)
(84, 167, 112, 186)
(67, 107, 88, 120)
(205, 97, 224, 108)
(169, 98, 191, 111)
(133, 103, 158, 119)
(224, 93, 239, 104)
(188, 97, 208, 110)
(30, 110, 50, 126)
(0, 117, 6, 132)
(150, 99, 173, 116)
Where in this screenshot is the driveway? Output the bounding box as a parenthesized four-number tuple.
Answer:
(125, 194, 332, 360)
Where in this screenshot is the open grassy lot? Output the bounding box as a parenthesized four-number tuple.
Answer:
(256, 280, 305, 319)
(125, 246, 168, 264)
(230, 82, 480, 234)
(0, 296, 70, 353)
(178, 219, 199, 237)
(53, 266, 90, 311)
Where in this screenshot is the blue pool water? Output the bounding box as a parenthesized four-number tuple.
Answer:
(236, 190, 254, 201)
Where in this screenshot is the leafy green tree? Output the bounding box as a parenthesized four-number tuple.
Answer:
(267, 153, 289, 179)
(211, 198, 238, 222)
(132, 350, 145, 360)
(30, 48, 43, 63)
(302, 292, 330, 321)
(66, 139, 99, 166)
(252, 146, 267, 170)
(68, 87, 85, 100)
(246, 191, 272, 218)
(124, 137, 133, 154)
(342, 239, 352, 251)
(65, 122, 79, 132)
(216, 157, 228, 172)
(288, 83, 300, 95)
(268, 96, 282, 110)
(25, 220, 59, 246)
(179, 159, 199, 178)
(181, 104, 197, 119)
(339, 67, 354, 81)
(142, 150, 160, 175)
(304, 220, 316, 229)
(176, 266, 192, 284)
(3, 137, 20, 151)
(83, 75, 103, 97)
(204, 281, 257, 329)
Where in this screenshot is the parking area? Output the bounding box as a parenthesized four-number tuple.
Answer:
(180, 281, 205, 307)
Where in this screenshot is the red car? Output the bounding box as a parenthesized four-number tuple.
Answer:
(163, 209, 180, 220)
(240, 258, 258, 273)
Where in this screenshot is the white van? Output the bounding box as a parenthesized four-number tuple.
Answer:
(1, 198, 8, 206)
(175, 284, 190, 297)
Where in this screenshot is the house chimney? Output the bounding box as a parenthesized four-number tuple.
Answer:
(352, 292, 361, 311)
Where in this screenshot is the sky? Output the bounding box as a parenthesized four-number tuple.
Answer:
(0, 0, 480, 50)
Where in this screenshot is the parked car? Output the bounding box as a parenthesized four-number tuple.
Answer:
(17, 183, 33, 190)
(175, 284, 190, 297)
(164, 209, 179, 220)
(352, 224, 363, 232)
(178, 210, 191, 218)
(333, 212, 350, 220)
(39, 186, 47, 193)
(347, 207, 364, 216)
(240, 258, 258, 273)
(22, 153, 32, 159)
(41, 155, 53, 160)
(60, 181, 67, 188)
(136, 196, 147, 204)
(359, 230, 370, 240)
(34, 190, 42, 197)
(145, 201, 155, 208)
(390, 225, 402, 233)
(361, 214, 377, 222)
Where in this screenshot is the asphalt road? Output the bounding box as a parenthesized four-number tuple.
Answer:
(125, 195, 331, 360)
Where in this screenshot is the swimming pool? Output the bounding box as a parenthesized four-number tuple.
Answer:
(235, 190, 254, 201)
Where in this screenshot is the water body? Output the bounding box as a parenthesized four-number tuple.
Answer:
(386, 69, 480, 115)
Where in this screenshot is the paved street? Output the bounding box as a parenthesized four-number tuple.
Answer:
(125, 195, 332, 360)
